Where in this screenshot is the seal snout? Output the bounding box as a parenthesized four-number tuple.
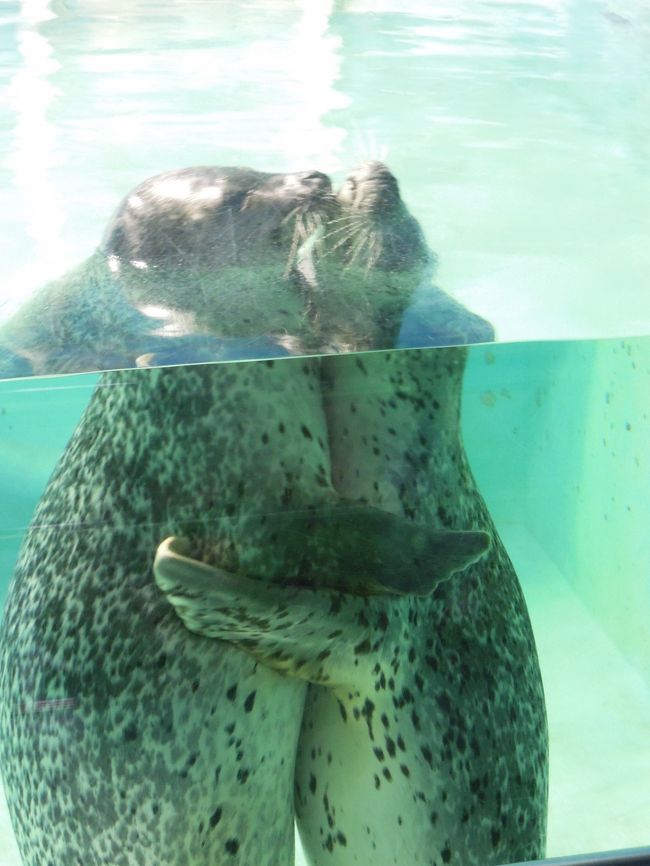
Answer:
(338, 160, 402, 214)
(284, 169, 334, 203)
(330, 160, 431, 273)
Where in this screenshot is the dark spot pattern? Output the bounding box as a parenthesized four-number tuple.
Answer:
(0, 337, 546, 866)
(293, 348, 547, 866)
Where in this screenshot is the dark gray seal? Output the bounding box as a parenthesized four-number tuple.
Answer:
(0, 166, 338, 378)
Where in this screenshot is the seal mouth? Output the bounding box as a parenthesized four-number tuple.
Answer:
(327, 161, 432, 273)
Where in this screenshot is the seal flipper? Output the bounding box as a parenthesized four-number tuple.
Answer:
(282, 504, 490, 596)
(154, 536, 394, 686)
(153, 527, 488, 685)
(213, 503, 490, 597)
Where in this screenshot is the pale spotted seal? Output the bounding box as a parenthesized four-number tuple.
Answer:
(0, 357, 487, 866)
(155, 347, 549, 866)
(0, 162, 523, 866)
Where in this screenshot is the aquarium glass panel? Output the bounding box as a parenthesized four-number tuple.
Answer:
(1, 2, 649, 865)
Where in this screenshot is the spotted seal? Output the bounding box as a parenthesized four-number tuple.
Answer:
(0, 166, 339, 378)
(155, 345, 549, 866)
(0, 356, 488, 866)
(0, 161, 488, 381)
(0, 162, 486, 865)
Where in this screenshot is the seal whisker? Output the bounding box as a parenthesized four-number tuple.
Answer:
(365, 231, 384, 273)
(323, 222, 363, 242)
(327, 221, 364, 253)
(284, 208, 317, 277)
(325, 213, 365, 226)
(346, 230, 372, 268)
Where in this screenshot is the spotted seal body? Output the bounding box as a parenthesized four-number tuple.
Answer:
(0, 354, 487, 866)
(0, 161, 469, 865)
(294, 348, 548, 866)
(0, 359, 349, 866)
(156, 347, 549, 866)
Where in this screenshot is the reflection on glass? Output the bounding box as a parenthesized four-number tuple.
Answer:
(1, 2, 649, 865)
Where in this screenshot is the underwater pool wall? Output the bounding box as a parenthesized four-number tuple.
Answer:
(463, 337, 650, 686)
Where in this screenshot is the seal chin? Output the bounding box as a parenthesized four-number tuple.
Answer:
(333, 161, 433, 273)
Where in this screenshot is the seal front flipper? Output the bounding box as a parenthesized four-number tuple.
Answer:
(154, 536, 394, 686)
(153, 527, 488, 685)
(211, 503, 490, 597)
(268, 503, 490, 596)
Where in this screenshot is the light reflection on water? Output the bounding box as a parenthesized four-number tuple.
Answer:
(1, 0, 649, 339)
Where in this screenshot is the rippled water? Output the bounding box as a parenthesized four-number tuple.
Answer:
(1, 0, 649, 339)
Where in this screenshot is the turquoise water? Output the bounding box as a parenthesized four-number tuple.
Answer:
(2, 0, 649, 340)
(1, 1, 649, 865)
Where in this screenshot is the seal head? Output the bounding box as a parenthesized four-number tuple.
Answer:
(335, 160, 431, 273)
(102, 166, 336, 273)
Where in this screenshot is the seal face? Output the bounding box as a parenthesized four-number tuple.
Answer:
(334, 160, 432, 273)
(287, 161, 437, 357)
(104, 161, 437, 361)
(102, 166, 335, 273)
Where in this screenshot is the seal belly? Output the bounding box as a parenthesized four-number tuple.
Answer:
(293, 347, 548, 866)
(0, 358, 340, 866)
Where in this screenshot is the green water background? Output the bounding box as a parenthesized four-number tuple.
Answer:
(1, 0, 649, 862)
